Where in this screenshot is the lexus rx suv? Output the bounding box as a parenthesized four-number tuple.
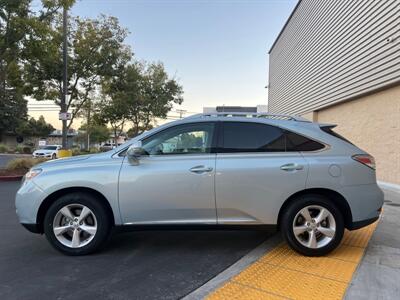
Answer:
(16, 113, 383, 256)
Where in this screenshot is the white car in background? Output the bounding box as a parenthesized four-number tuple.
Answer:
(32, 145, 62, 159)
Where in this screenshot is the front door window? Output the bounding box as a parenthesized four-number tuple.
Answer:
(142, 123, 215, 155)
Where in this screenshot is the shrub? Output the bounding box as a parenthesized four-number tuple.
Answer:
(0, 144, 9, 153)
(89, 147, 99, 153)
(9, 145, 32, 154)
(6, 158, 48, 172)
(22, 146, 32, 154)
(72, 147, 82, 156)
(15, 145, 23, 154)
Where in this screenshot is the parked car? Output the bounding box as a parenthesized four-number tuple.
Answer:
(32, 145, 62, 159)
(16, 113, 383, 256)
(99, 143, 115, 152)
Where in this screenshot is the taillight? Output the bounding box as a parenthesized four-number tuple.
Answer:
(352, 154, 376, 170)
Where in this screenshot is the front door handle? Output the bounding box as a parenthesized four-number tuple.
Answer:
(280, 163, 304, 171)
(190, 165, 213, 174)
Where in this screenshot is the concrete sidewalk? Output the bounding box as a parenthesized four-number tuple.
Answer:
(345, 187, 400, 299)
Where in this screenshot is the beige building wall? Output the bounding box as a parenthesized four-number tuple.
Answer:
(302, 85, 400, 185)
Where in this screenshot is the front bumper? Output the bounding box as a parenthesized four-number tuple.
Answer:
(15, 180, 48, 228)
(33, 154, 52, 158)
(21, 223, 42, 233)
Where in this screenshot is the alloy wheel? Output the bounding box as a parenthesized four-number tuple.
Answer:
(292, 205, 336, 249)
(52, 204, 97, 248)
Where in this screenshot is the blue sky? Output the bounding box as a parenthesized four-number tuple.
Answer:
(72, 0, 297, 115)
(29, 0, 296, 126)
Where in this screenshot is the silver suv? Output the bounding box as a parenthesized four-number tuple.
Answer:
(16, 113, 383, 256)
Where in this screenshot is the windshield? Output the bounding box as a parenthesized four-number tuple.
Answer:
(42, 146, 58, 150)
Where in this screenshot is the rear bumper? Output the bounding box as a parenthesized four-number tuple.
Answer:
(339, 183, 384, 223)
(347, 215, 380, 231)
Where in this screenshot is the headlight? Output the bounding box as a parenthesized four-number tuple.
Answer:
(25, 168, 42, 180)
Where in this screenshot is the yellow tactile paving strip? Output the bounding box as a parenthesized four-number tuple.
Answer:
(208, 222, 378, 300)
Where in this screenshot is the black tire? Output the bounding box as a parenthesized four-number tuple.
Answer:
(281, 194, 344, 256)
(44, 192, 112, 255)
(52, 153, 56, 159)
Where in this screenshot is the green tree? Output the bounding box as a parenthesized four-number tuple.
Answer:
(76, 94, 96, 150)
(99, 62, 183, 139)
(25, 13, 132, 129)
(0, 0, 30, 139)
(94, 96, 131, 146)
(77, 122, 109, 147)
(126, 124, 153, 138)
(131, 62, 183, 135)
(98, 63, 141, 143)
(179, 132, 203, 149)
(0, 0, 73, 140)
(16, 115, 54, 137)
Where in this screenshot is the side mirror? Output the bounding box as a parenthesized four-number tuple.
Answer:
(127, 141, 143, 165)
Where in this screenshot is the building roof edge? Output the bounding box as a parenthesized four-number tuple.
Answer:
(268, 0, 302, 54)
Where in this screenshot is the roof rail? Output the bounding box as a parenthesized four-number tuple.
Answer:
(186, 112, 311, 122)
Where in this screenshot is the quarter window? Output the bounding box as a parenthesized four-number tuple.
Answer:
(286, 131, 325, 151)
(142, 123, 215, 155)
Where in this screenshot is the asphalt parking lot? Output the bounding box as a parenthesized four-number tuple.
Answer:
(0, 181, 271, 300)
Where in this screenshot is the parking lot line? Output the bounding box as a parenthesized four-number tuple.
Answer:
(207, 222, 378, 300)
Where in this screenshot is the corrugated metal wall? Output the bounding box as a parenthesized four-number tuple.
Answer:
(268, 0, 400, 115)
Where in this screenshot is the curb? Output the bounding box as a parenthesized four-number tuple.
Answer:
(183, 233, 283, 300)
(0, 153, 31, 156)
(0, 175, 23, 181)
(378, 181, 400, 194)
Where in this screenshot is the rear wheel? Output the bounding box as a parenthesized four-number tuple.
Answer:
(44, 192, 112, 255)
(281, 194, 344, 256)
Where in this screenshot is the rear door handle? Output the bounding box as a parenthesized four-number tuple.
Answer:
(280, 163, 304, 171)
(190, 165, 213, 174)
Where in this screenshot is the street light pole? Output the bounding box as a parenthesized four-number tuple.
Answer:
(61, 4, 68, 149)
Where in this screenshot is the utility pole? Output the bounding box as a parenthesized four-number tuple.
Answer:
(61, 4, 68, 149)
(176, 109, 187, 119)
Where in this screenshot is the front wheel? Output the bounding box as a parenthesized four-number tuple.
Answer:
(44, 192, 111, 255)
(281, 194, 344, 256)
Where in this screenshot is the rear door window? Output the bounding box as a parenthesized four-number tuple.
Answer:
(221, 122, 286, 153)
(220, 122, 325, 153)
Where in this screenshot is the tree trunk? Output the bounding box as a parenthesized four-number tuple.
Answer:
(113, 129, 118, 148)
